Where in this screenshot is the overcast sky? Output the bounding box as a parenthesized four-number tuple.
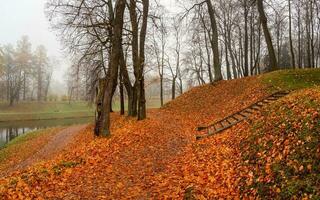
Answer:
(0, 0, 177, 93)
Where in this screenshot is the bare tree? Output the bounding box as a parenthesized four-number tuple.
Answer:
(257, 0, 278, 71)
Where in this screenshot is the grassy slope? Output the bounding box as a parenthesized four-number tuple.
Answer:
(262, 68, 320, 91)
(240, 89, 320, 199)
(239, 69, 320, 199)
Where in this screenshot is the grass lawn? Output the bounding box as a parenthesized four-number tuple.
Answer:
(0, 101, 94, 122)
(0, 98, 164, 122)
(262, 68, 320, 91)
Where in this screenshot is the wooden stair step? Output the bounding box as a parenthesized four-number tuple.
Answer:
(243, 109, 253, 114)
(225, 118, 233, 124)
(250, 106, 261, 111)
(196, 91, 291, 140)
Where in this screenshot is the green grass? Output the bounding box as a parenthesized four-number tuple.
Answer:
(0, 101, 93, 114)
(0, 101, 94, 122)
(0, 98, 164, 122)
(262, 68, 320, 92)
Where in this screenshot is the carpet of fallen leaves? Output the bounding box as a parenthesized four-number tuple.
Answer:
(240, 88, 320, 199)
(0, 128, 63, 178)
(0, 77, 272, 199)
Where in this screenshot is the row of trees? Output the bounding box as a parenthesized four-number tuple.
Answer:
(179, 0, 320, 82)
(46, 0, 320, 135)
(0, 36, 54, 105)
(47, 0, 150, 136)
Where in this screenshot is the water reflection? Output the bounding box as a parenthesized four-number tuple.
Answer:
(0, 127, 37, 145)
(0, 117, 93, 148)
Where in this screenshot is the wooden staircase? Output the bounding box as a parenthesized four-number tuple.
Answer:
(196, 91, 291, 140)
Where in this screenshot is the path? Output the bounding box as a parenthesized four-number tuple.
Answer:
(1, 124, 88, 177)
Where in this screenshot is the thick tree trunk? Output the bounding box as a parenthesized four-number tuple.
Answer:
(297, 4, 302, 68)
(224, 31, 231, 80)
(119, 46, 135, 117)
(138, 76, 146, 120)
(95, 0, 125, 136)
(257, 0, 278, 72)
(288, 0, 296, 68)
(119, 71, 125, 115)
(306, 3, 312, 68)
(206, 0, 223, 81)
(243, 0, 249, 76)
(137, 0, 149, 120)
(204, 28, 213, 83)
(129, 0, 148, 120)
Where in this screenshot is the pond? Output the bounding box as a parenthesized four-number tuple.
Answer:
(0, 117, 94, 148)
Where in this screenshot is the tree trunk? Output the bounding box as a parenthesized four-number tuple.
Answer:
(204, 26, 213, 83)
(129, 0, 148, 121)
(288, 0, 296, 68)
(257, 0, 278, 71)
(224, 35, 231, 80)
(297, 3, 302, 68)
(95, 0, 125, 136)
(160, 75, 163, 107)
(243, 0, 249, 76)
(137, 0, 149, 120)
(119, 71, 125, 115)
(306, 3, 312, 68)
(206, 0, 223, 81)
(23, 73, 26, 101)
(227, 28, 238, 79)
(172, 77, 176, 100)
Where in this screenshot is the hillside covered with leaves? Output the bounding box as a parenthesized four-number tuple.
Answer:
(240, 88, 320, 199)
(0, 69, 319, 199)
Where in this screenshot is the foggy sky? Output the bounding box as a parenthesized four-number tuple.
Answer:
(0, 0, 177, 94)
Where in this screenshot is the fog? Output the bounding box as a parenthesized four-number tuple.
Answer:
(0, 0, 179, 96)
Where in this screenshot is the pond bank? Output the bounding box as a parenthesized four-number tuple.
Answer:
(0, 125, 90, 178)
(0, 117, 94, 147)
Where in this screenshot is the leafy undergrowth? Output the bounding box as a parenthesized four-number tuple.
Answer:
(164, 76, 269, 125)
(0, 128, 62, 177)
(0, 70, 320, 199)
(0, 75, 270, 199)
(240, 88, 320, 199)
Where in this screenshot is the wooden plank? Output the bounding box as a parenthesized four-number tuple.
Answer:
(238, 112, 248, 118)
(226, 118, 232, 124)
(250, 106, 261, 111)
(197, 126, 207, 131)
(243, 109, 253, 114)
(267, 97, 277, 100)
(218, 122, 225, 129)
(231, 115, 240, 121)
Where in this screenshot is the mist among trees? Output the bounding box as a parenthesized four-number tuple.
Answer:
(0, 36, 56, 105)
